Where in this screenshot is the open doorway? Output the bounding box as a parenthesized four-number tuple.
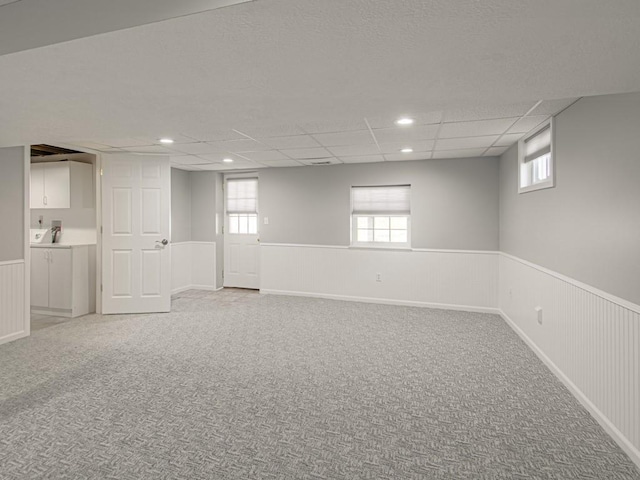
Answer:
(28, 145, 98, 331)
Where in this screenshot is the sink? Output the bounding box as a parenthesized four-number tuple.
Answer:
(30, 228, 51, 244)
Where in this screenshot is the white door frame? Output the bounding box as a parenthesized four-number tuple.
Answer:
(223, 172, 260, 289)
(22, 145, 31, 337)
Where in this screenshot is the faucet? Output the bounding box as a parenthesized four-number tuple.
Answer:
(51, 225, 62, 243)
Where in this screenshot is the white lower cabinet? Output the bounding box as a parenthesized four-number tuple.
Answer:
(30, 246, 95, 318)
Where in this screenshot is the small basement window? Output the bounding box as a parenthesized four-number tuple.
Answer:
(519, 119, 554, 193)
(351, 185, 411, 248)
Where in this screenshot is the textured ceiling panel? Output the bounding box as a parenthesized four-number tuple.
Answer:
(439, 118, 516, 139)
(436, 136, 499, 151)
(339, 155, 385, 164)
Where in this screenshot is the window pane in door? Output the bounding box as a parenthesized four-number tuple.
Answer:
(229, 215, 239, 234)
(239, 215, 248, 234)
(248, 215, 258, 234)
(357, 216, 372, 229)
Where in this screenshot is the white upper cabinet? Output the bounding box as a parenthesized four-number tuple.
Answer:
(30, 161, 93, 209)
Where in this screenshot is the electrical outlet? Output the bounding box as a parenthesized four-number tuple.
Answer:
(535, 306, 543, 325)
(376, 273, 382, 282)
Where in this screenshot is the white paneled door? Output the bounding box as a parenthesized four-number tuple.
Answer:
(224, 177, 260, 289)
(102, 154, 171, 314)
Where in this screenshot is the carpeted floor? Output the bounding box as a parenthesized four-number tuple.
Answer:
(1, 290, 638, 479)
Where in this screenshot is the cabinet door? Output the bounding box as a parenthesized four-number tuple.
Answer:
(48, 249, 73, 310)
(30, 164, 46, 209)
(44, 163, 70, 208)
(30, 249, 50, 307)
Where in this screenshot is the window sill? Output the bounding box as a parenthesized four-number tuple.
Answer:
(349, 245, 412, 252)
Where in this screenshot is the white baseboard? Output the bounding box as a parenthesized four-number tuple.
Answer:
(0, 330, 28, 346)
(500, 308, 640, 470)
(261, 289, 500, 315)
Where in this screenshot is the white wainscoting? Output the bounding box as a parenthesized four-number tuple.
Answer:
(499, 253, 640, 468)
(171, 242, 217, 294)
(260, 244, 499, 312)
(0, 260, 27, 345)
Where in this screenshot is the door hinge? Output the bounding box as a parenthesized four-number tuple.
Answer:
(100, 284, 103, 292)
(222, 269, 224, 279)
(222, 226, 224, 234)
(100, 168, 104, 176)
(100, 226, 103, 234)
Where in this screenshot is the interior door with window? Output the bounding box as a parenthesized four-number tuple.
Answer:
(101, 154, 171, 314)
(224, 177, 259, 289)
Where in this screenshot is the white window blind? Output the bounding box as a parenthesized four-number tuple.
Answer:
(351, 185, 411, 215)
(523, 124, 551, 163)
(226, 178, 258, 214)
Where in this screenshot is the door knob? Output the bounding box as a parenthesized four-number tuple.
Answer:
(156, 239, 168, 246)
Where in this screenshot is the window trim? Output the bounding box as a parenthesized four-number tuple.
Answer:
(518, 118, 555, 194)
(350, 184, 412, 249)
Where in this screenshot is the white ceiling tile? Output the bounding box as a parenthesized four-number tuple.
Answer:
(235, 125, 305, 138)
(366, 111, 443, 129)
(436, 136, 499, 150)
(485, 147, 509, 156)
(258, 135, 320, 150)
(279, 147, 332, 159)
(530, 98, 579, 116)
(191, 163, 230, 171)
(180, 129, 246, 142)
(197, 152, 250, 163)
(338, 155, 385, 164)
(312, 130, 374, 147)
(125, 145, 174, 154)
(299, 119, 368, 134)
(384, 152, 432, 162)
(431, 148, 487, 159)
(495, 133, 524, 147)
(169, 142, 222, 155)
(439, 118, 516, 138)
(443, 102, 537, 122)
(98, 137, 154, 147)
(372, 124, 439, 143)
(258, 159, 304, 167)
(236, 150, 290, 162)
(147, 134, 196, 145)
(170, 155, 212, 165)
(507, 115, 549, 134)
(298, 158, 342, 166)
(377, 140, 434, 154)
(327, 144, 380, 157)
(207, 139, 271, 153)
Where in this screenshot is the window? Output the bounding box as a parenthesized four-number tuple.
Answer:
(226, 178, 258, 234)
(351, 185, 411, 247)
(519, 119, 554, 193)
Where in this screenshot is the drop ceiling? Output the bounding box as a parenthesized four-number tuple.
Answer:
(64, 98, 577, 170)
(0, 0, 639, 171)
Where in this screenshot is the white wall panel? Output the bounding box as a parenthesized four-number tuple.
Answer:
(0, 260, 26, 345)
(171, 242, 216, 294)
(260, 244, 498, 312)
(499, 253, 640, 467)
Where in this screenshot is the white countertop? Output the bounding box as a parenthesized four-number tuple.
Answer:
(30, 243, 96, 249)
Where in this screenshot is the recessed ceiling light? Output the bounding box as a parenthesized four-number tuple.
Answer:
(401, 148, 414, 153)
(159, 138, 174, 144)
(223, 158, 234, 163)
(395, 117, 414, 126)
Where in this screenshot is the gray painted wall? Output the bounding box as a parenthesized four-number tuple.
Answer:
(499, 92, 640, 305)
(170, 168, 191, 243)
(191, 171, 217, 242)
(0, 146, 25, 262)
(259, 157, 499, 250)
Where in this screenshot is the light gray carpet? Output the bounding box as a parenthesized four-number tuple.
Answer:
(1, 290, 638, 479)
